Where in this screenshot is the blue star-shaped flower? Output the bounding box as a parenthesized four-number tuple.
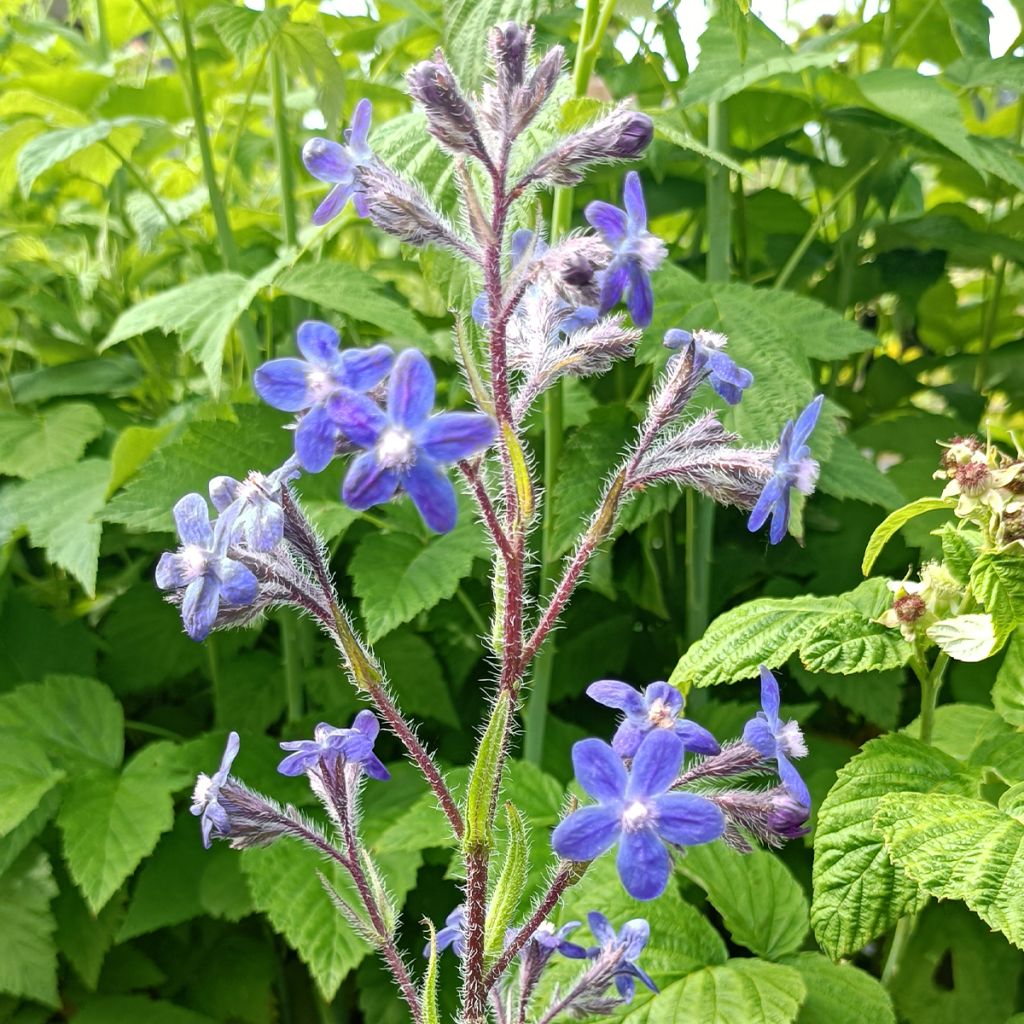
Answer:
(663, 328, 753, 406)
(585, 912, 658, 1003)
(191, 731, 240, 848)
(425, 905, 466, 958)
(302, 98, 374, 225)
(277, 711, 390, 781)
(743, 666, 810, 807)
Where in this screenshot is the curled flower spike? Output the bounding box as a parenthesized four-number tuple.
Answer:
(425, 905, 466, 958)
(191, 732, 240, 848)
(742, 666, 810, 807)
(254, 321, 393, 473)
(586, 912, 658, 1003)
(551, 731, 725, 900)
(585, 171, 666, 328)
(278, 711, 390, 781)
(586, 680, 719, 759)
(747, 394, 824, 544)
(156, 495, 257, 641)
(330, 348, 496, 533)
(302, 98, 374, 225)
(664, 329, 753, 406)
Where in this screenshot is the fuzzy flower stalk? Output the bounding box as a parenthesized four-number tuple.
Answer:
(152, 22, 824, 1024)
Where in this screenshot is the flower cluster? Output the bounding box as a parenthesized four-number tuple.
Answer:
(552, 668, 810, 898)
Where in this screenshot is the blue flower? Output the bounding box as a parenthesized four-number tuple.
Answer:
(254, 321, 393, 474)
(743, 666, 810, 807)
(302, 98, 374, 225)
(586, 680, 719, 760)
(278, 711, 390, 781)
(586, 912, 658, 1003)
(516, 920, 588, 961)
(551, 731, 725, 901)
(156, 495, 257, 641)
(328, 348, 495, 533)
(663, 329, 753, 406)
(209, 460, 300, 553)
(585, 172, 666, 328)
(747, 394, 823, 544)
(191, 731, 239, 848)
(425, 905, 465, 959)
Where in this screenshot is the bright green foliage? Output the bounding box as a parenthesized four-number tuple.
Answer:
(970, 553, 1024, 645)
(0, 738, 63, 836)
(862, 497, 956, 574)
(811, 733, 980, 959)
(785, 954, 895, 1024)
(993, 627, 1024, 726)
(0, 403, 104, 480)
(0, 850, 59, 1007)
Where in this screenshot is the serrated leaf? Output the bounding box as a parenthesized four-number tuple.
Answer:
(57, 758, 176, 912)
(197, 3, 287, 64)
(800, 609, 911, 674)
(622, 958, 806, 1024)
(875, 791, 1024, 950)
(970, 552, 1024, 643)
(0, 403, 104, 480)
(374, 632, 458, 727)
(0, 736, 64, 836)
(53, 883, 125, 990)
(274, 263, 432, 344)
(71, 996, 217, 1024)
(937, 522, 983, 584)
(679, 844, 809, 960)
(349, 516, 488, 643)
(0, 458, 110, 595)
(785, 953, 894, 1024)
(0, 849, 59, 1007)
(101, 274, 262, 393)
(0, 675, 123, 772)
(993, 627, 1024, 727)
(811, 732, 980, 959)
(927, 613, 998, 662)
(652, 113, 746, 173)
(104, 405, 294, 533)
(862, 497, 955, 575)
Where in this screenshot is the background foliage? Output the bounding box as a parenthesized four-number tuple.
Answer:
(1, 0, 1023, 1020)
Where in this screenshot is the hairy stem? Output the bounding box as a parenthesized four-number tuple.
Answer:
(461, 847, 491, 1023)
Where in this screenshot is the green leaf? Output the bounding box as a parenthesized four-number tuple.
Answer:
(940, 0, 992, 60)
(0, 736, 64, 836)
(817, 435, 904, 511)
(104, 405, 294, 532)
(861, 497, 956, 575)
(275, 21, 346, 129)
(993, 627, 1024, 727)
(622, 958, 806, 1024)
(57, 757, 176, 912)
(16, 119, 143, 195)
(71, 996, 217, 1024)
(197, 3, 288, 64)
(970, 552, 1024, 643)
(274, 263, 432, 344)
(799, 609, 911, 674)
(0, 850, 59, 1007)
(101, 274, 263, 393)
(0, 788, 61, 879)
(811, 732, 980, 959)
(53, 883, 124, 990)
(937, 522, 983, 584)
(679, 844, 809, 961)
(349, 515, 488, 643)
(484, 803, 528, 959)
(0, 458, 110, 595)
(786, 953, 894, 1024)
(652, 113, 747, 174)
(464, 692, 510, 850)
(926, 613, 998, 662)
(874, 790, 1024, 950)
(0, 403, 104, 480)
(107, 423, 174, 496)
(0, 675, 123, 772)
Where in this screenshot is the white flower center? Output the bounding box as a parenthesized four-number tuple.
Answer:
(376, 427, 416, 470)
(621, 800, 653, 832)
(777, 720, 807, 759)
(182, 545, 208, 580)
(795, 456, 820, 495)
(647, 699, 676, 730)
(192, 773, 214, 806)
(632, 233, 668, 272)
(306, 369, 334, 403)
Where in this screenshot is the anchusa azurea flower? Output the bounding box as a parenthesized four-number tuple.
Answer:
(278, 711, 390, 781)
(426, 905, 466, 959)
(209, 458, 299, 552)
(664, 328, 754, 406)
(747, 393, 824, 544)
(191, 731, 240, 848)
(301, 98, 374, 224)
(585, 912, 658, 1003)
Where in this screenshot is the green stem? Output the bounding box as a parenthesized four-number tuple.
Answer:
(524, 0, 609, 765)
(281, 613, 304, 723)
(95, 0, 110, 59)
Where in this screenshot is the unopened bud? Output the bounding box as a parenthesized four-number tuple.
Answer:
(510, 44, 564, 134)
(490, 22, 532, 88)
(407, 56, 490, 163)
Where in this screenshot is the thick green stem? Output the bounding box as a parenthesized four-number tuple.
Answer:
(281, 614, 304, 723)
(95, 0, 110, 59)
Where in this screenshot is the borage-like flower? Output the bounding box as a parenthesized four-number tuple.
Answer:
(278, 711, 390, 781)
(663, 329, 753, 406)
(586, 912, 658, 1003)
(254, 321, 393, 474)
(156, 495, 257, 642)
(329, 348, 495, 533)
(585, 171, 666, 328)
(742, 666, 810, 807)
(517, 920, 588, 961)
(747, 394, 823, 544)
(209, 460, 300, 552)
(191, 731, 240, 848)
(586, 680, 719, 759)
(425, 905, 466, 959)
(551, 731, 724, 900)
(302, 98, 374, 225)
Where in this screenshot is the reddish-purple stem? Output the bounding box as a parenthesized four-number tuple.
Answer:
(459, 459, 513, 562)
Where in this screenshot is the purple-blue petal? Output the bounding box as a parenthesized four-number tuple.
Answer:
(616, 827, 670, 901)
(361, 753, 391, 781)
(643, 682, 683, 714)
(673, 719, 720, 756)
(327, 388, 387, 449)
(652, 792, 725, 846)
(209, 476, 242, 512)
(342, 452, 400, 510)
(403, 458, 458, 533)
(627, 730, 683, 800)
(246, 498, 284, 552)
(572, 738, 628, 802)
(173, 493, 213, 548)
(552, 804, 622, 862)
(417, 413, 496, 463)
(349, 98, 372, 155)
(181, 575, 221, 641)
(584, 200, 628, 245)
(352, 710, 380, 741)
(759, 665, 781, 722)
(611, 721, 647, 759)
(747, 476, 783, 534)
(277, 748, 320, 776)
(337, 344, 394, 392)
(599, 261, 629, 314)
(296, 320, 341, 366)
(618, 919, 650, 960)
(302, 137, 353, 183)
(219, 559, 257, 606)
(769, 486, 791, 545)
(295, 404, 340, 473)
(777, 752, 811, 808)
(793, 394, 824, 447)
(615, 973, 636, 1003)
(388, 349, 435, 428)
(626, 261, 654, 328)
(352, 191, 369, 218)
(622, 171, 647, 228)
(742, 716, 777, 758)
(156, 552, 190, 590)
(587, 679, 646, 715)
(255, 358, 312, 412)
(629, 962, 659, 995)
(587, 911, 616, 947)
(219, 731, 240, 777)
(312, 181, 356, 226)
(471, 294, 489, 326)
(510, 228, 539, 266)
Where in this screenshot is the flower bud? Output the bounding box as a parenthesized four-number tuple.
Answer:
(407, 55, 490, 163)
(510, 43, 564, 134)
(489, 22, 532, 88)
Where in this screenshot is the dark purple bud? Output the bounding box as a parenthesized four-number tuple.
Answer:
(511, 43, 564, 133)
(562, 252, 597, 289)
(766, 790, 811, 840)
(407, 56, 490, 164)
(490, 22, 532, 88)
